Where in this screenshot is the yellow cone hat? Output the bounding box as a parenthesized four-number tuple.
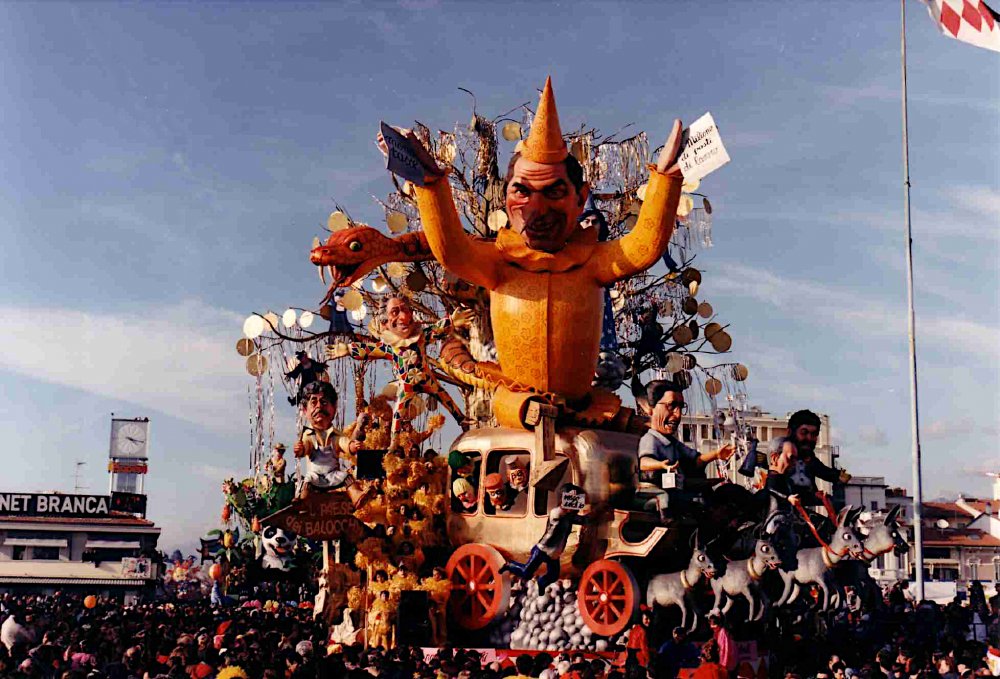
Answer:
(521, 76, 567, 164)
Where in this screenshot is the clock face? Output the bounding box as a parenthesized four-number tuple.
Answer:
(114, 421, 148, 458)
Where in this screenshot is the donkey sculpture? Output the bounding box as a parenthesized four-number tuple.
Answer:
(832, 504, 907, 609)
(647, 532, 718, 631)
(710, 538, 781, 622)
(776, 505, 864, 611)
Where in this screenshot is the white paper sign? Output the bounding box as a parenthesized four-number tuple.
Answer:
(560, 489, 586, 511)
(677, 112, 730, 182)
(380, 121, 426, 187)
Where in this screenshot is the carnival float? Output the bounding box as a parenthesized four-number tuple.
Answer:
(216, 78, 889, 669)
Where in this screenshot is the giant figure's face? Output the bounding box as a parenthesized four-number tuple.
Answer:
(792, 424, 820, 456)
(385, 297, 419, 338)
(304, 392, 336, 431)
(505, 157, 589, 253)
(652, 391, 686, 436)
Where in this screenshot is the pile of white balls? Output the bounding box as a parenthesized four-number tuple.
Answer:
(497, 579, 613, 652)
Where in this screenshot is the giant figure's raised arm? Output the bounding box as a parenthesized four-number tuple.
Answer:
(413, 176, 501, 290)
(592, 119, 685, 286)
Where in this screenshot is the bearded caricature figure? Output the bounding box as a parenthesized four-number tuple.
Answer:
(327, 295, 470, 449)
(397, 77, 685, 428)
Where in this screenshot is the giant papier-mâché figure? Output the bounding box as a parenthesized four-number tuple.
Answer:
(395, 77, 685, 428)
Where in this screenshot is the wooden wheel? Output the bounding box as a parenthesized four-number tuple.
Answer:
(577, 559, 638, 636)
(445, 544, 510, 631)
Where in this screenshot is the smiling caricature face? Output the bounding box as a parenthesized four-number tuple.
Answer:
(385, 296, 420, 339)
(505, 157, 589, 253)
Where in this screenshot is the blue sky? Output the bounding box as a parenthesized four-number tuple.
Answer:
(1, 1, 996, 554)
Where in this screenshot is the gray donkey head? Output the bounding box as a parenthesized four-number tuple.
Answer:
(858, 504, 907, 560)
(828, 506, 864, 560)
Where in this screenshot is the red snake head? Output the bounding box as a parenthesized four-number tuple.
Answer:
(311, 225, 396, 289)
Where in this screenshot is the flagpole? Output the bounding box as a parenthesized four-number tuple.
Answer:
(901, 0, 925, 602)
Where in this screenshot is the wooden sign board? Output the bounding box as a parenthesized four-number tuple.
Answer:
(262, 491, 366, 542)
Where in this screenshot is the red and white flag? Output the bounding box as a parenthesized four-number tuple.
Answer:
(919, 0, 1000, 52)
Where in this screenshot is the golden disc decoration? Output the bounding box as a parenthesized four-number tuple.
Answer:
(710, 330, 732, 352)
(236, 338, 255, 356)
(487, 210, 508, 231)
(637, 183, 648, 201)
(705, 378, 722, 396)
(698, 302, 713, 318)
(704, 322, 722, 339)
(665, 352, 683, 373)
(387, 262, 406, 278)
(386, 212, 408, 234)
(682, 268, 702, 285)
(675, 370, 692, 388)
(282, 308, 297, 328)
(340, 289, 363, 311)
(682, 353, 697, 370)
(243, 315, 265, 339)
(689, 281, 699, 296)
(682, 297, 699, 315)
(672, 324, 693, 345)
(677, 194, 694, 217)
(688, 319, 699, 340)
(372, 276, 388, 293)
(682, 177, 701, 193)
(318, 305, 332, 320)
(350, 305, 368, 322)
(406, 269, 428, 291)
(246, 354, 268, 377)
(732, 364, 749, 381)
(501, 121, 522, 141)
(263, 312, 280, 333)
(298, 311, 315, 328)
(327, 211, 349, 232)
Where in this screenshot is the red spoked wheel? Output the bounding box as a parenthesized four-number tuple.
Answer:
(577, 559, 639, 636)
(445, 544, 510, 630)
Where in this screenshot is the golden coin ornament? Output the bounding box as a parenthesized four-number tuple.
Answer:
(282, 309, 297, 329)
(298, 311, 315, 328)
(340, 289, 363, 311)
(710, 330, 732, 353)
(236, 338, 255, 356)
(386, 262, 406, 278)
(732, 364, 749, 381)
(501, 121, 522, 141)
(705, 378, 722, 396)
(406, 269, 428, 292)
(243, 315, 265, 339)
(697, 302, 713, 318)
(327, 211, 349, 232)
(246, 354, 268, 377)
(386, 212, 408, 234)
(672, 324, 693, 346)
(487, 210, 508, 232)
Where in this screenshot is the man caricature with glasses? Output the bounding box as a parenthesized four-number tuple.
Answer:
(638, 380, 734, 523)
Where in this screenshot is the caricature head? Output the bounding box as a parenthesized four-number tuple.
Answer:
(503, 78, 589, 253)
(295, 351, 311, 366)
(384, 296, 419, 338)
(432, 566, 446, 579)
(301, 381, 338, 431)
(448, 451, 474, 478)
(374, 569, 388, 583)
(646, 380, 686, 437)
(787, 410, 821, 456)
(505, 458, 528, 490)
(452, 478, 476, 507)
(484, 473, 506, 508)
(272, 443, 286, 459)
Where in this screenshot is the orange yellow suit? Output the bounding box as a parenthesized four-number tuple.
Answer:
(414, 170, 682, 425)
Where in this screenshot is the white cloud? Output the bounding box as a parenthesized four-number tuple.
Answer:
(857, 425, 889, 447)
(923, 417, 975, 440)
(0, 301, 251, 433)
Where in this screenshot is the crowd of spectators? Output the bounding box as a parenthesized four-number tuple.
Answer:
(0, 582, 997, 678)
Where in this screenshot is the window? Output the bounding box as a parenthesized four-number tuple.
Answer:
(870, 500, 879, 510)
(681, 424, 692, 443)
(12, 546, 25, 561)
(450, 450, 481, 515)
(533, 454, 571, 517)
(482, 450, 529, 517)
(32, 546, 60, 560)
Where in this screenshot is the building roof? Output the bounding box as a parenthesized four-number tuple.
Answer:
(922, 502, 975, 520)
(0, 513, 156, 527)
(0, 560, 155, 585)
(922, 527, 1000, 548)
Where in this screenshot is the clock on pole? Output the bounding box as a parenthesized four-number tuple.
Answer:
(109, 417, 150, 500)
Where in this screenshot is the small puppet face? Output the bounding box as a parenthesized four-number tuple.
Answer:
(486, 487, 505, 508)
(505, 157, 588, 253)
(457, 490, 476, 508)
(579, 214, 602, 231)
(507, 467, 527, 491)
(385, 297, 419, 338)
(304, 392, 336, 431)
